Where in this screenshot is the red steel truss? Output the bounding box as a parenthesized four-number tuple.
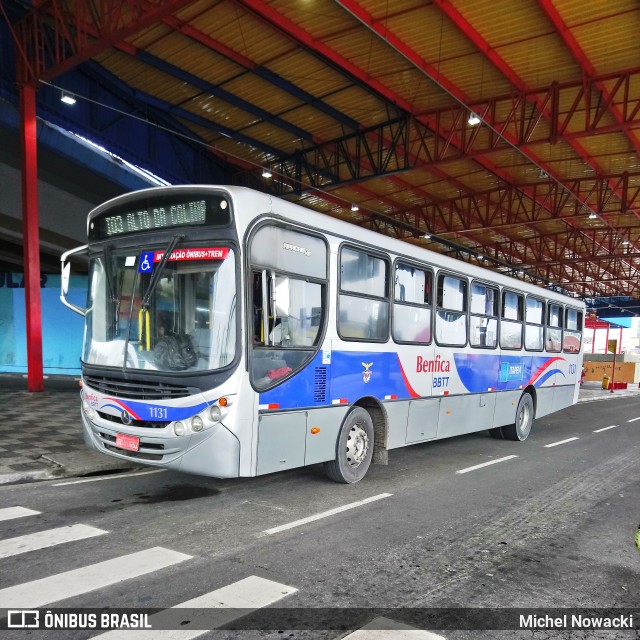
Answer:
(14, 0, 193, 85)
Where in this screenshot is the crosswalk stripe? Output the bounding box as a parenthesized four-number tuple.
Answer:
(0, 524, 107, 559)
(92, 575, 298, 639)
(0, 506, 40, 522)
(0, 546, 192, 609)
(342, 617, 446, 639)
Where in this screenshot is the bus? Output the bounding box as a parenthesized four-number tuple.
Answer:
(60, 185, 585, 483)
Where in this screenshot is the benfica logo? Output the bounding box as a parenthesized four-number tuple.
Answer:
(362, 362, 373, 383)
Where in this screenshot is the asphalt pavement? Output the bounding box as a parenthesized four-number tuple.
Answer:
(0, 374, 639, 485)
(0, 383, 638, 639)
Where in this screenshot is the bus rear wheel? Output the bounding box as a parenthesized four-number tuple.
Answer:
(501, 393, 534, 441)
(324, 407, 374, 483)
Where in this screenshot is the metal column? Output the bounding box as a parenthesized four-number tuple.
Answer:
(20, 83, 44, 392)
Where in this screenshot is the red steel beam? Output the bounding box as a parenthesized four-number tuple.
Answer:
(237, 0, 632, 289)
(20, 83, 44, 392)
(335, 0, 637, 285)
(425, 1, 639, 258)
(14, 0, 194, 85)
(538, 0, 640, 155)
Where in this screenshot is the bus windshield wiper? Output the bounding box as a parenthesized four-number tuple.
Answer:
(141, 234, 184, 309)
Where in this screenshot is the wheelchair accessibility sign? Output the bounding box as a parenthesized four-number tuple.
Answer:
(138, 251, 154, 273)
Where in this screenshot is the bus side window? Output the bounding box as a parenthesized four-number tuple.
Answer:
(338, 246, 389, 341)
(392, 262, 432, 344)
(435, 274, 467, 346)
(500, 290, 524, 350)
(470, 281, 498, 348)
(546, 303, 563, 352)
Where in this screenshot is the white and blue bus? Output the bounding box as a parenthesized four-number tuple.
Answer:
(61, 186, 585, 483)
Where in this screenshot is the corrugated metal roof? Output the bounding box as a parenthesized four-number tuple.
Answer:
(11, 0, 640, 301)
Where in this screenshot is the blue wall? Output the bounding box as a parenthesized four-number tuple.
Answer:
(0, 273, 86, 375)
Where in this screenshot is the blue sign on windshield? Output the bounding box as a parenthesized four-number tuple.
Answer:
(138, 252, 154, 273)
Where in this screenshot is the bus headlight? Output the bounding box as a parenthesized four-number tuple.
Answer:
(208, 405, 222, 423)
(191, 416, 204, 432)
(82, 399, 96, 420)
(174, 421, 186, 436)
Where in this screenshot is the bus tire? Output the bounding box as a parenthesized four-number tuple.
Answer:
(502, 393, 534, 441)
(324, 407, 374, 483)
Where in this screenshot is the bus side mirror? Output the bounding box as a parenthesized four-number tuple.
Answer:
(60, 245, 88, 316)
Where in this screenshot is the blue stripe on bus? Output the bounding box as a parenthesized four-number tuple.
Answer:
(259, 351, 570, 409)
(100, 397, 212, 422)
(453, 354, 566, 392)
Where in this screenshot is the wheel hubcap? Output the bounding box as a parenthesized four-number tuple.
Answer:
(346, 424, 369, 468)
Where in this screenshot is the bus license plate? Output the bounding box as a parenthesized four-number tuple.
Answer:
(116, 433, 140, 452)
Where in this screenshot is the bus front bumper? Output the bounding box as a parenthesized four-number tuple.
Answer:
(80, 412, 240, 478)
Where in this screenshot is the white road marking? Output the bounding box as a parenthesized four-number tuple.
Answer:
(627, 417, 640, 422)
(0, 546, 192, 608)
(92, 575, 298, 639)
(0, 506, 40, 522)
(261, 493, 392, 536)
(455, 455, 518, 475)
(53, 469, 166, 486)
(594, 425, 618, 433)
(544, 437, 579, 448)
(342, 617, 446, 639)
(0, 524, 107, 559)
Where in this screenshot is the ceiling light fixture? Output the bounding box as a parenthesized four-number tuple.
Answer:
(467, 112, 481, 126)
(589, 212, 597, 219)
(423, 232, 431, 239)
(351, 203, 359, 212)
(261, 168, 272, 178)
(60, 91, 76, 105)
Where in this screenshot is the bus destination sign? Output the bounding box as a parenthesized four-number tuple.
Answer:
(101, 200, 207, 238)
(89, 194, 232, 241)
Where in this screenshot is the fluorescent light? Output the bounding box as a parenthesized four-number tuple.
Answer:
(589, 212, 597, 219)
(351, 203, 359, 212)
(423, 233, 431, 239)
(467, 113, 481, 126)
(61, 92, 76, 105)
(261, 168, 272, 178)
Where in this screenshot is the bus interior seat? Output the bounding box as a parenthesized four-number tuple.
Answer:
(252, 353, 288, 379)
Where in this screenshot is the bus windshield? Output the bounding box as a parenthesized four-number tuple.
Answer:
(83, 246, 237, 373)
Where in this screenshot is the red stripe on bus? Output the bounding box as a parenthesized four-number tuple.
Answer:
(528, 357, 564, 385)
(397, 356, 420, 398)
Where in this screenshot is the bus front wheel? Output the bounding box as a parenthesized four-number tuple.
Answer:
(324, 407, 374, 483)
(502, 393, 534, 441)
